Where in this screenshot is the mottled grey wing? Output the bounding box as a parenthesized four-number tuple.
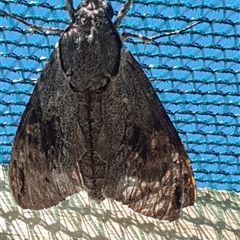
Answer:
(102, 47, 197, 221)
(9, 46, 84, 210)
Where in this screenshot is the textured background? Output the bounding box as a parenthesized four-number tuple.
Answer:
(0, 0, 239, 192)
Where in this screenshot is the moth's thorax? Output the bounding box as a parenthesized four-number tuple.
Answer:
(59, 2, 121, 93)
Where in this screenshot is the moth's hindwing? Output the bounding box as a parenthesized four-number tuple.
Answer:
(9, 0, 196, 221)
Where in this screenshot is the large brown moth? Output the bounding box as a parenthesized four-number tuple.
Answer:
(7, 0, 197, 221)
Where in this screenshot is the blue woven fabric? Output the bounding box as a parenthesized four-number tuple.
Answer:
(0, 0, 239, 192)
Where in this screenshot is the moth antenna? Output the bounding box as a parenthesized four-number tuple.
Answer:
(121, 20, 202, 43)
(151, 21, 202, 41)
(0, 10, 64, 34)
(114, 0, 133, 28)
(66, 0, 75, 21)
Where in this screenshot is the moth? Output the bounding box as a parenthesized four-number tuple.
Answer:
(7, 0, 197, 221)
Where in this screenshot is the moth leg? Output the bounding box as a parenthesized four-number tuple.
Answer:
(66, 0, 75, 21)
(121, 21, 202, 44)
(114, 0, 133, 28)
(0, 10, 64, 34)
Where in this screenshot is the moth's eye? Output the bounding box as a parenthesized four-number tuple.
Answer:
(106, 3, 114, 19)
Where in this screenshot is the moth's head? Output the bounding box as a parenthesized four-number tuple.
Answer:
(69, 0, 114, 22)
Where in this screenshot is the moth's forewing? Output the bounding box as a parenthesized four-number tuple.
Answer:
(9, 49, 83, 209)
(100, 49, 197, 221)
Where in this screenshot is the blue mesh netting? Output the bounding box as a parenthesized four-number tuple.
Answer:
(0, 0, 239, 192)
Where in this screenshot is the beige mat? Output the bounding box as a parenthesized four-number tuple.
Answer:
(0, 166, 239, 240)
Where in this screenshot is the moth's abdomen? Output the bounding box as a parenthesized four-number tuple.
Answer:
(77, 92, 108, 200)
(78, 152, 106, 200)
